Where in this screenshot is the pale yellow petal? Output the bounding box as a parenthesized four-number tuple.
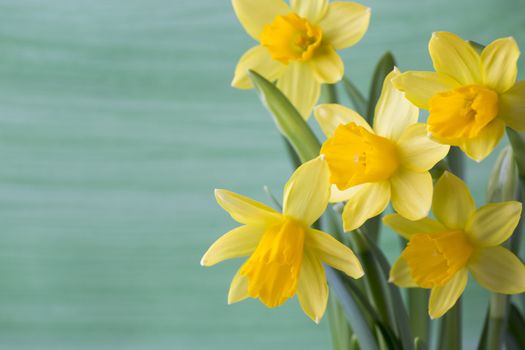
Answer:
(228, 269, 250, 304)
(201, 225, 265, 267)
(306, 228, 363, 278)
(429, 32, 483, 85)
(469, 246, 525, 294)
(393, 71, 460, 109)
(329, 184, 358, 203)
(232, 46, 285, 89)
(373, 69, 419, 141)
(397, 123, 450, 172)
(319, 2, 371, 49)
(232, 0, 290, 40)
(342, 181, 391, 232)
(283, 156, 330, 225)
(215, 189, 281, 225)
(290, 0, 328, 23)
(389, 257, 417, 288)
(500, 80, 525, 132)
(314, 104, 371, 138)
(390, 170, 432, 221)
(310, 45, 344, 84)
(460, 119, 505, 162)
(432, 171, 475, 230)
(465, 202, 522, 247)
(429, 269, 468, 319)
(383, 214, 446, 240)
(277, 63, 321, 119)
(481, 37, 520, 93)
(297, 250, 328, 323)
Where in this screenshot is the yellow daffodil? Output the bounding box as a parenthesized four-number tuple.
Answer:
(385, 171, 525, 319)
(231, 0, 371, 119)
(394, 32, 525, 161)
(201, 157, 363, 323)
(315, 69, 450, 232)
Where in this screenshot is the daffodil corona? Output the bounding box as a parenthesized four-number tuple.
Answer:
(231, 0, 371, 119)
(315, 69, 450, 231)
(385, 172, 525, 319)
(201, 157, 363, 322)
(394, 32, 525, 161)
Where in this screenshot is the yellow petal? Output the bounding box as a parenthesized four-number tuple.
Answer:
(432, 171, 475, 230)
(429, 32, 483, 85)
(201, 225, 265, 266)
(277, 63, 321, 119)
(383, 214, 446, 240)
(390, 170, 432, 221)
(428, 269, 467, 319)
(459, 118, 505, 162)
(297, 250, 328, 323)
(228, 269, 250, 304)
(314, 104, 371, 138)
(215, 189, 281, 225)
(500, 80, 525, 132)
(319, 2, 371, 49)
(306, 228, 363, 278)
(329, 184, 357, 203)
(389, 257, 417, 288)
(232, 0, 290, 40)
(290, 0, 328, 23)
(342, 181, 391, 232)
(397, 123, 450, 172)
(481, 37, 520, 93)
(283, 156, 330, 225)
(309, 45, 344, 84)
(373, 69, 419, 141)
(465, 202, 522, 247)
(469, 246, 525, 294)
(232, 46, 285, 89)
(393, 71, 460, 109)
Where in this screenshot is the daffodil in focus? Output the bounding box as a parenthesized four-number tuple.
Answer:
(385, 171, 525, 319)
(394, 32, 525, 161)
(201, 157, 363, 322)
(315, 69, 450, 232)
(231, 0, 370, 119)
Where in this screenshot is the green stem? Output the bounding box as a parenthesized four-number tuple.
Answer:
(408, 289, 430, 344)
(447, 146, 465, 179)
(438, 300, 462, 350)
(485, 294, 507, 350)
(324, 83, 339, 104)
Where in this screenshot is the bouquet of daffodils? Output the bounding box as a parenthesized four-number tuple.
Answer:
(201, 1, 525, 349)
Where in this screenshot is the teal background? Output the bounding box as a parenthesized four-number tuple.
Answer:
(0, 0, 524, 349)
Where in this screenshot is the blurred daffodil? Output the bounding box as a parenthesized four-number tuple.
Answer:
(201, 157, 363, 323)
(394, 32, 525, 161)
(315, 69, 450, 232)
(385, 171, 525, 319)
(231, 0, 370, 119)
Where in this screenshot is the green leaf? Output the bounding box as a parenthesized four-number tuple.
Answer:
(487, 145, 518, 203)
(438, 300, 462, 350)
(341, 77, 368, 117)
(367, 52, 396, 124)
(414, 338, 428, 350)
(506, 303, 525, 350)
(328, 295, 354, 350)
(325, 267, 380, 350)
(507, 128, 525, 185)
(468, 40, 485, 54)
(248, 70, 320, 163)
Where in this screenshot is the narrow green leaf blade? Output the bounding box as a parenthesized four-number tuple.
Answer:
(248, 70, 320, 162)
(341, 77, 368, 117)
(367, 52, 396, 124)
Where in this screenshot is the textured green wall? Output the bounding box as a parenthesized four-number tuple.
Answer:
(0, 0, 523, 349)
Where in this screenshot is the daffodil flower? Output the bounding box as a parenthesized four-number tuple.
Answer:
(394, 32, 525, 161)
(231, 0, 370, 119)
(201, 157, 363, 322)
(385, 171, 525, 319)
(315, 69, 450, 232)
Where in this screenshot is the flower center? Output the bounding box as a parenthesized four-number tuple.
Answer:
(320, 123, 399, 190)
(260, 13, 323, 64)
(402, 230, 473, 288)
(240, 217, 305, 308)
(428, 85, 499, 140)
